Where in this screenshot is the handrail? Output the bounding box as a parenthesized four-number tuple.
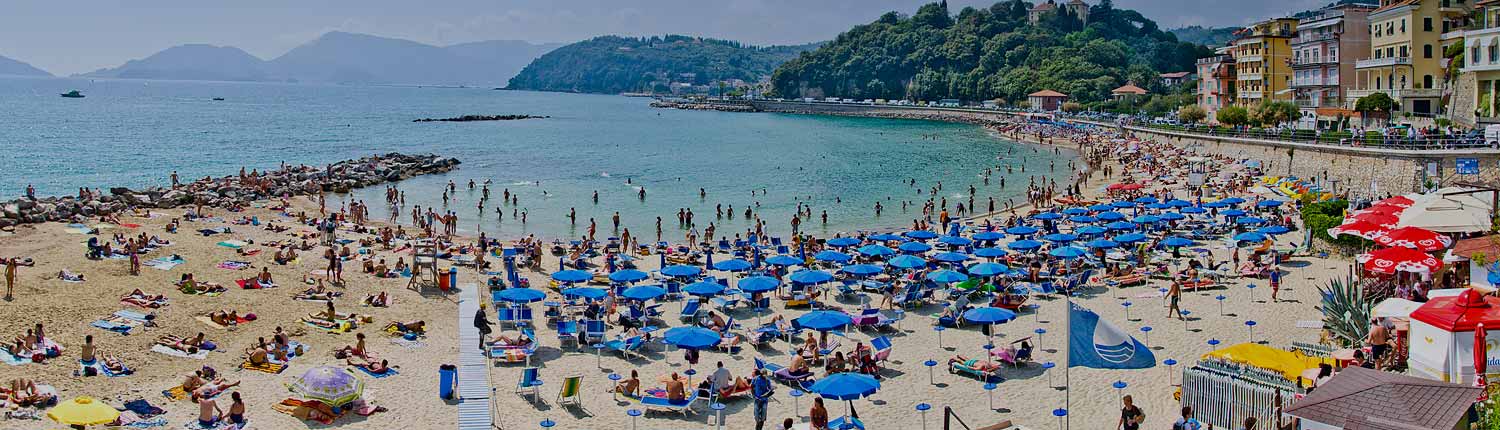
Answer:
(943, 406, 971, 430)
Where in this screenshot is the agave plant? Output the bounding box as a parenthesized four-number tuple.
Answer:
(1318, 275, 1372, 349)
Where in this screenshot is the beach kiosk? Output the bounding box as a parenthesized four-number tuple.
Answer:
(1407, 288, 1500, 384)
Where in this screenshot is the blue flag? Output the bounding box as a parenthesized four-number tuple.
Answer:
(1068, 302, 1155, 369)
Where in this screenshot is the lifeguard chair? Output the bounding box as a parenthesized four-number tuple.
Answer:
(409, 238, 441, 291)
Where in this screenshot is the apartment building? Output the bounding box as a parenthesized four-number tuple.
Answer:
(1292, 3, 1375, 127)
(1348, 0, 1473, 116)
(1196, 48, 1236, 122)
(1232, 18, 1299, 105)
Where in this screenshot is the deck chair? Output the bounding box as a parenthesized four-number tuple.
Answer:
(584, 320, 607, 344)
(557, 375, 583, 408)
(640, 390, 699, 416)
(870, 336, 893, 364)
(516, 367, 544, 401)
(679, 299, 702, 321)
(556, 320, 580, 349)
(755, 357, 812, 388)
(604, 336, 645, 360)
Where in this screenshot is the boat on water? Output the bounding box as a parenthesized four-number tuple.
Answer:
(60, 90, 84, 98)
(212, 97, 225, 101)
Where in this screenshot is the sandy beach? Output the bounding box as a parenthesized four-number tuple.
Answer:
(0, 119, 1341, 430)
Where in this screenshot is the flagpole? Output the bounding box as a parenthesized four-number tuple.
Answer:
(1065, 289, 1071, 430)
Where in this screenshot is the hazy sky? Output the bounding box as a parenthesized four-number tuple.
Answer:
(2, 0, 1326, 75)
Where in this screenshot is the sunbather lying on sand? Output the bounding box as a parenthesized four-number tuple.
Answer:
(122, 289, 168, 308)
(363, 292, 388, 307)
(949, 355, 1001, 372)
(57, 269, 85, 282)
(295, 285, 340, 301)
(177, 274, 226, 294)
(1, 379, 48, 406)
(192, 378, 240, 402)
(385, 320, 426, 334)
(348, 358, 393, 374)
(207, 310, 241, 327)
(157, 333, 208, 354)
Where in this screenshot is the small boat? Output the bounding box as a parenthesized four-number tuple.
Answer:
(211, 97, 225, 101)
(60, 90, 84, 98)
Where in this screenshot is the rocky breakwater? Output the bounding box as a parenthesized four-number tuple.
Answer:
(0, 153, 459, 229)
(413, 114, 548, 122)
(650, 100, 757, 113)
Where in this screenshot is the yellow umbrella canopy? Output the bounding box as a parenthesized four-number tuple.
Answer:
(48, 396, 120, 426)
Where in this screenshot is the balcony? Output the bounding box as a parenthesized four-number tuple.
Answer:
(1346, 88, 1442, 101)
(1443, 29, 1468, 41)
(1295, 33, 1339, 44)
(1293, 57, 1339, 67)
(1237, 54, 1265, 63)
(1241, 91, 1264, 99)
(1355, 57, 1412, 69)
(1439, 0, 1468, 14)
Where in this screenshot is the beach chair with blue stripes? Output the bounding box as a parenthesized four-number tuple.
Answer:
(679, 299, 702, 322)
(516, 367, 544, 402)
(556, 320, 579, 349)
(584, 320, 607, 344)
(639, 390, 700, 416)
(603, 336, 645, 360)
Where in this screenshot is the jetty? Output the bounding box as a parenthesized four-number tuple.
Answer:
(413, 114, 548, 122)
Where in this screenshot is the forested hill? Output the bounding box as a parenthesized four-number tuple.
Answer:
(506, 35, 820, 94)
(770, 0, 1213, 106)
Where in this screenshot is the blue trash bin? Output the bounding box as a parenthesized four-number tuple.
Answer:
(439, 364, 457, 400)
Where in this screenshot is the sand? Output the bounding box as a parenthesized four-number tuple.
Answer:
(0, 130, 1340, 430)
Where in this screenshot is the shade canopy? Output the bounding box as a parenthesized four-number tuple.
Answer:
(621, 285, 668, 301)
(739, 276, 781, 293)
(608, 269, 650, 283)
(663, 326, 723, 350)
(789, 270, 836, 285)
(48, 397, 120, 426)
(551, 270, 593, 283)
(797, 310, 854, 331)
(290, 366, 365, 407)
(963, 306, 1018, 324)
(493, 287, 546, 303)
(561, 287, 607, 300)
(814, 251, 854, 263)
(809, 372, 881, 401)
(856, 244, 897, 257)
(661, 264, 704, 277)
(713, 259, 753, 272)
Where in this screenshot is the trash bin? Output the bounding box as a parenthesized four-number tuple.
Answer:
(439, 364, 457, 400)
(438, 268, 451, 291)
(447, 267, 458, 290)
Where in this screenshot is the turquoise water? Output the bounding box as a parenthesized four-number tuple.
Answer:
(0, 77, 1072, 239)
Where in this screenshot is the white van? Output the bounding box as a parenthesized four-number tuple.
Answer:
(1486, 124, 1500, 147)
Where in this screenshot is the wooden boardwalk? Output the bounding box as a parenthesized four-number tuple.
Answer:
(456, 283, 494, 430)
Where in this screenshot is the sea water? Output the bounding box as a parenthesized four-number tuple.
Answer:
(0, 77, 1072, 239)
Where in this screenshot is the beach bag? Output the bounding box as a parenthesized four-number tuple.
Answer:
(82, 366, 98, 377)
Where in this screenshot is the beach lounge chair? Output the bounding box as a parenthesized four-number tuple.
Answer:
(948, 358, 1004, 383)
(640, 390, 699, 416)
(603, 336, 645, 360)
(557, 375, 583, 409)
(717, 333, 743, 354)
(584, 320, 607, 344)
(754, 357, 813, 388)
(870, 336, 893, 365)
(516, 367, 544, 402)
(829, 416, 866, 430)
(852, 308, 881, 330)
(556, 320, 579, 349)
(679, 299, 702, 322)
(711, 295, 739, 311)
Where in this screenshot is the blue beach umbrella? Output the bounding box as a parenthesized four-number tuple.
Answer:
(1076, 225, 1108, 235)
(1132, 215, 1162, 224)
(796, 311, 855, 331)
(608, 269, 650, 283)
(1085, 238, 1120, 249)
(1004, 225, 1040, 236)
(926, 269, 970, 283)
(898, 241, 933, 254)
(1180, 206, 1207, 214)
(856, 244, 896, 257)
(1068, 215, 1098, 223)
(661, 264, 703, 278)
(810, 372, 880, 401)
(1255, 200, 1283, 208)
(905, 230, 939, 240)
(494, 287, 546, 303)
(662, 326, 722, 350)
(1159, 212, 1186, 221)
(1133, 196, 1159, 204)
(714, 259, 753, 272)
(1042, 233, 1079, 243)
(827, 237, 862, 248)
(839, 264, 883, 277)
(1088, 204, 1114, 212)
(888, 254, 928, 269)
(739, 276, 780, 293)
(813, 250, 853, 263)
(705, 251, 715, 270)
(620, 285, 668, 301)
(789, 270, 836, 285)
(765, 255, 803, 267)
(1062, 208, 1090, 215)
(932, 252, 971, 263)
(1048, 246, 1088, 259)
(869, 233, 903, 242)
(1106, 221, 1138, 231)
(1145, 203, 1171, 210)
(1007, 239, 1044, 251)
(963, 306, 1017, 324)
(938, 235, 974, 246)
(1096, 211, 1126, 221)
(971, 231, 1005, 242)
(967, 262, 1009, 277)
(551, 270, 592, 284)
(1113, 232, 1148, 243)
(1161, 237, 1196, 247)
(1165, 199, 1193, 208)
(1110, 201, 1136, 209)
(1221, 197, 1246, 205)
(973, 247, 1007, 258)
(1202, 201, 1229, 209)
(1258, 225, 1290, 235)
(1032, 212, 1063, 221)
(684, 280, 726, 296)
(561, 287, 607, 300)
(1221, 209, 1248, 218)
(1233, 232, 1268, 242)
(1235, 216, 1266, 225)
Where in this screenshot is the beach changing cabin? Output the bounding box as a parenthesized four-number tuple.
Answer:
(1283, 366, 1480, 430)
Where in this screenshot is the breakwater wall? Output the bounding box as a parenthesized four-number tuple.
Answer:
(1, 153, 459, 228)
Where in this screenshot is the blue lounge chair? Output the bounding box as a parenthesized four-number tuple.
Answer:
(556, 320, 579, 349)
(584, 320, 607, 344)
(679, 299, 702, 321)
(829, 416, 866, 430)
(754, 357, 812, 388)
(603, 336, 645, 360)
(870, 336, 893, 364)
(516, 367, 544, 401)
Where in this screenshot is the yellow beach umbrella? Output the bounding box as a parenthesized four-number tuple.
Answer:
(47, 396, 120, 426)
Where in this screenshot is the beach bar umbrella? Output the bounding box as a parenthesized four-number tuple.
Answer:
(968, 262, 1009, 277)
(739, 276, 780, 293)
(905, 230, 939, 240)
(898, 241, 934, 254)
(551, 270, 592, 284)
(1088, 204, 1114, 212)
(1068, 215, 1098, 223)
(1062, 207, 1090, 215)
(1327, 220, 1390, 240)
(621, 285, 668, 301)
(290, 366, 365, 407)
(1166, 199, 1193, 208)
(797, 310, 854, 331)
(973, 247, 1007, 258)
(1374, 226, 1452, 252)
(827, 237, 862, 248)
(561, 287, 607, 300)
(932, 252, 970, 263)
(766, 255, 803, 267)
(1180, 207, 1207, 214)
(1357, 247, 1443, 275)
(888, 255, 928, 269)
(663, 326, 722, 350)
(1257, 225, 1290, 235)
(839, 264, 883, 277)
(661, 264, 703, 278)
(856, 244, 896, 257)
(790, 270, 836, 285)
(972, 231, 1005, 242)
(608, 269, 650, 284)
(48, 397, 120, 427)
(926, 269, 970, 284)
(684, 281, 726, 297)
(714, 259, 753, 272)
(494, 287, 546, 303)
(814, 251, 854, 264)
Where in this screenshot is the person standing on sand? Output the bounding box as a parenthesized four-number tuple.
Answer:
(474, 303, 493, 352)
(1167, 279, 1184, 320)
(752, 369, 774, 430)
(4, 257, 32, 301)
(1118, 394, 1143, 430)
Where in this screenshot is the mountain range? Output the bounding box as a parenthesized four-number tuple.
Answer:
(77, 32, 562, 85)
(0, 54, 52, 77)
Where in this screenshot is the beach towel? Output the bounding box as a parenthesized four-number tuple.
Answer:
(217, 261, 251, 270)
(240, 360, 285, 374)
(389, 338, 426, 349)
(121, 223, 142, 228)
(144, 256, 185, 271)
(151, 344, 210, 359)
(124, 399, 166, 418)
(180, 418, 241, 430)
(80, 359, 131, 377)
(161, 386, 189, 401)
(0, 351, 29, 365)
(235, 279, 277, 290)
(115, 309, 154, 322)
(304, 320, 350, 333)
(92, 319, 136, 334)
(65, 223, 92, 234)
(352, 365, 398, 378)
(195, 315, 251, 330)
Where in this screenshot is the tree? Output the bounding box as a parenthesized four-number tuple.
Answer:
(1177, 104, 1207, 124)
(1062, 102, 1084, 113)
(1253, 100, 1299, 128)
(1216, 105, 1249, 128)
(1354, 92, 1396, 125)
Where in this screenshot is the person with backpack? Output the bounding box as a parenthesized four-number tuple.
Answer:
(1173, 406, 1202, 430)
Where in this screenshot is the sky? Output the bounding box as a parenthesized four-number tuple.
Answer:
(1, 0, 1328, 76)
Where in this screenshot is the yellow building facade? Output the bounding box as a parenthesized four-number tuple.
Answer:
(1232, 18, 1298, 105)
(1348, 0, 1471, 116)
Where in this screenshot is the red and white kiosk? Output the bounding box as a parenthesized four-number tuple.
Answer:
(1407, 289, 1500, 384)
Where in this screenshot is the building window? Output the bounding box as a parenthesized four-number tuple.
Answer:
(1491, 44, 1498, 62)
(1329, 47, 1336, 61)
(1376, 76, 1383, 89)
(1423, 75, 1433, 89)
(1424, 44, 1433, 58)
(1400, 45, 1408, 57)
(1424, 17, 1432, 32)
(1401, 19, 1406, 33)
(1476, 45, 1484, 65)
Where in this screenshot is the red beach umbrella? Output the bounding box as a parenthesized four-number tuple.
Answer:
(1356, 246, 1442, 275)
(1477, 323, 1489, 400)
(1354, 205, 1404, 217)
(1373, 195, 1415, 209)
(1327, 220, 1391, 241)
(1373, 226, 1452, 252)
(1349, 212, 1399, 228)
